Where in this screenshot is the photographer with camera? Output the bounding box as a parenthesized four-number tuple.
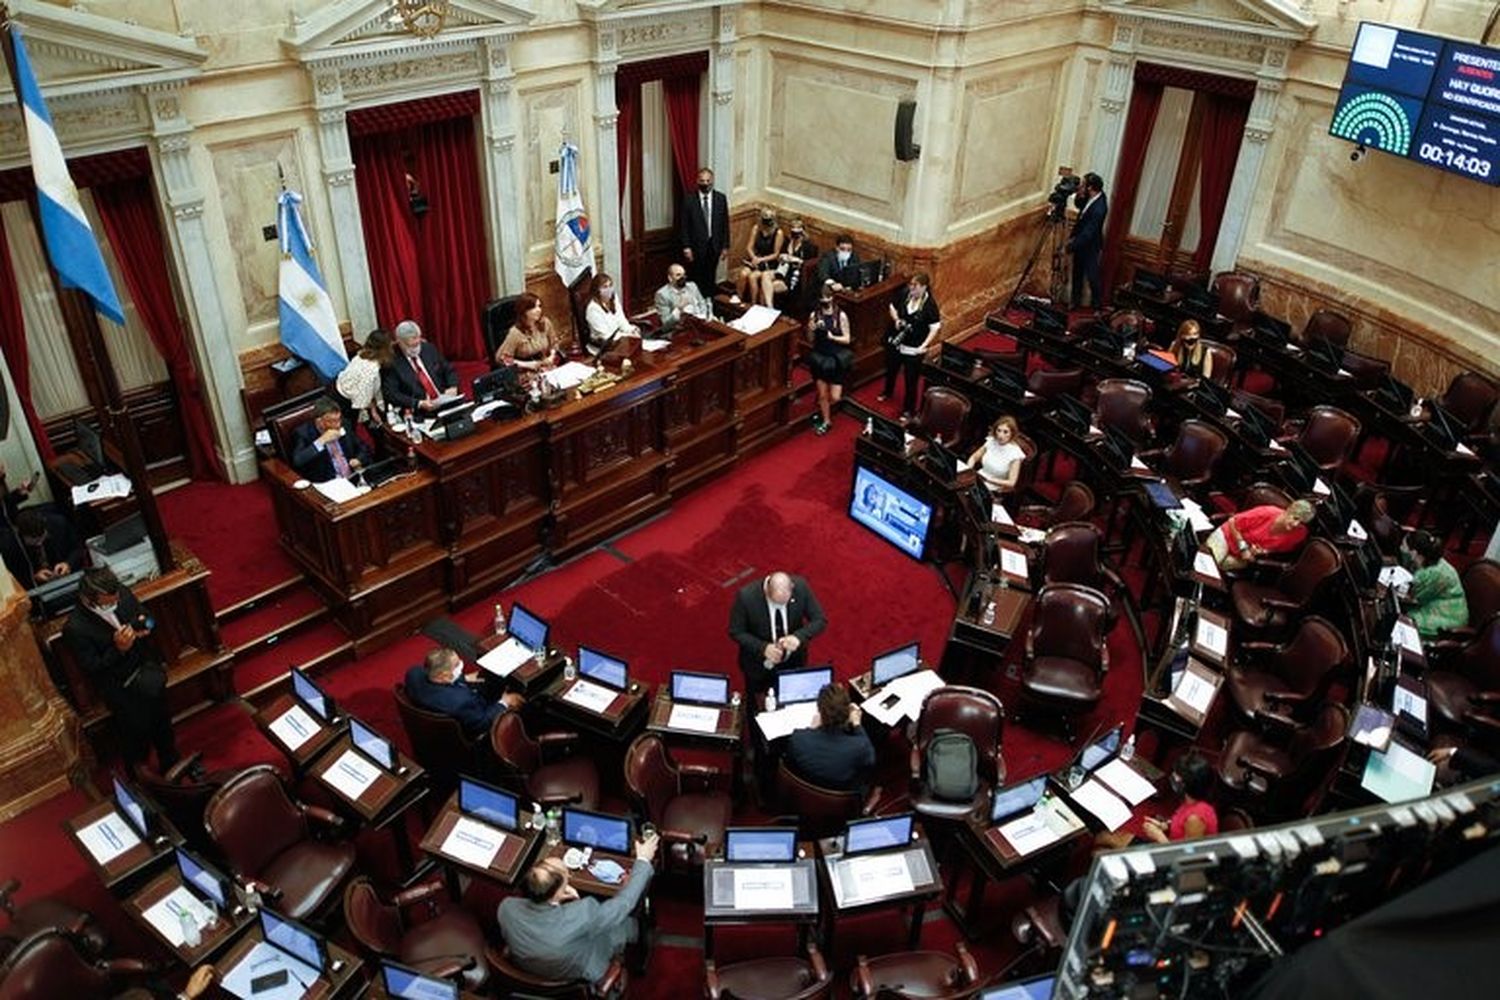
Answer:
(1065, 172, 1108, 309)
(880, 272, 941, 421)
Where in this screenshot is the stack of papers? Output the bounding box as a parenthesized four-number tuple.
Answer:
(1069, 778, 1133, 831)
(322, 749, 380, 801)
(1179, 497, 1213, 533)
(728, 305, 781, 335)
(544, 362, 595, 393)
(72, 473, 133, 505)
(1379, 565, 1414, 590)
(1094, 759, 1157, 806)
(755, 702, 819, 741)
(1194, 616, 1230, 660)
(1193, 550, 1222, 581)
(733, 867, 795, 910)
(77, 812, 142, 864)
(998, 810, 1063, 855)
(472, 399, 514, 421)
(641, 338, 673, 352)
(562, 680, 618, 714)
(840, 854, 914, 902)
(861, 669, 945, 727)
(667, 704, 721, 733)
(312, 477, 370, 504)
(477, 637, 534, 678)
(268, 705, 320, 752)
(441, 816, 504, 869)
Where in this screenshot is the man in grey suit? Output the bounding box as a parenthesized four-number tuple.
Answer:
(498, 831, 659, 985)
(654, 263, 709, 333)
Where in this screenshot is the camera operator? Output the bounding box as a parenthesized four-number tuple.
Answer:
(1065, 172, 1108, 309)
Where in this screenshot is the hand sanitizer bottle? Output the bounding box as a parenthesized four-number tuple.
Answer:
(492, 603, 507, 637)
(764, 687, 778, 712)
(1121, 733, 1136, 762)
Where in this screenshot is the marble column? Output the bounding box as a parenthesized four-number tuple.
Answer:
(1090, 22, 1138, 192)
(311, 65, 376, 336)
(481, 36, 526, 295)
(709, 8, 737, 185)
(592, 29, 623, 279)
(146, 86, 257, 483)
(1211, 75, 1281, 274)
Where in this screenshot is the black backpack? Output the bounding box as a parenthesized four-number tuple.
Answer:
(924, 729, 979, 801)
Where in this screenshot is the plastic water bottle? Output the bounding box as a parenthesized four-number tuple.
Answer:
(1409, 398, 1424, 420)
(865, 416, 874, 436)
(981, 599, 997, 626)
(1121, 733, 1136, 762)
(765, 688, 778, 712)
(492, 603, 507, 637)
(531, 803, 546, 831)
(545, 808, 562, 846)
(405, 410, 422, 445)
(179, 907, 201, 948)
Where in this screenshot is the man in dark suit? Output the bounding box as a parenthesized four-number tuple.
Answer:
(678, 167, 731, 301)
(403, 647, 523, 738)
(1066, 172, 1108, 309)
(62, 567, 177, 768)
(1, 507, 84, 590)
(813, 233, 862, 293)
(381, 320, 459, 414)
(727, 571, 828, 695)
(290, 397, 371, 484)
(786, 683, 876, 793)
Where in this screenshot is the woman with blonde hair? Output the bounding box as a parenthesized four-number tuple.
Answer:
(967, 415, 1026, 493)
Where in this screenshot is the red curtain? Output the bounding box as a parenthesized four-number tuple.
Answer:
(94, 177, 223, 480)
(1100, 79, 1164, 296)
(662, 74, 701, 195)
(350, 112, 489, 361)
(1193, 93, 1251, 272)
(615, 81, 638, 294)
(0, 210, 54, 461)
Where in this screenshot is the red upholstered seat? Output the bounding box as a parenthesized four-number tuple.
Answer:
(625, 734, 732, 870)
(1226, 616, 1347, 721)
(705, 943, 832, 1000)
(344, 876, 489, 990)
(491, 713, 600, 810)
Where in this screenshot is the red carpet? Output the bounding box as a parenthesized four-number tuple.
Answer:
(157, 480, 295, 609)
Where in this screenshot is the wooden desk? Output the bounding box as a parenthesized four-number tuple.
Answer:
(835, 274, 904, 387)
(545, 676, 650, 743)
(646, 690, 743, 750)
(211, 924, 364, 1000)
(816, 825, 942, 950)
(946, 798, 1088, 939)
(124, 867, 254, 966)
(251, 694, 344, 776)
(538, 841, 639, 900)
(418, 793, 543, 888)
(701, 851, 819, 957)
(473, 631, 566, 697)
(64, 798, 176, 894)
(310, 736, 428, 870)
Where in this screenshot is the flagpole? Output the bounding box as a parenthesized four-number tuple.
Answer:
(1, 7, 175, 573)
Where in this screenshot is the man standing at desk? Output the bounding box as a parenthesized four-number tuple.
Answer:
(403, 647, 523, 737)
(290, 398, 370, 484)
(381, 320, 458, 414)
(728, 571, 828, 695)
(654, 263, 709, 334)
(679, 167, 730, 302)
(499, 830, 660, 983)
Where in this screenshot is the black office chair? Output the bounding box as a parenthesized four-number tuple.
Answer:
(482, 296, 521, 368)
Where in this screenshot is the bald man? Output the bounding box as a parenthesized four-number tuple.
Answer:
(653, 263, 709, 333)
(728, 571, 827, 695)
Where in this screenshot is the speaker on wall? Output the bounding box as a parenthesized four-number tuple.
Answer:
(894, 100, 921, 161)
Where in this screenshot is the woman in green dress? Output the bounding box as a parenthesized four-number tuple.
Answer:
(1401, 530, 1468, 639)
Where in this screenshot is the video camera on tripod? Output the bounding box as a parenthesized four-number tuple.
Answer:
(1047, 171, 1082, 221)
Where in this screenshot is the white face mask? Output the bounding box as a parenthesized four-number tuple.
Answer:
(600, 286, 614, 299)
(837, 251, 850, 265)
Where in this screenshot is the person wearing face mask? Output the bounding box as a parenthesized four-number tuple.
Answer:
(402, 646, 523, 737)
(584, 272, 641, 356)
(653, 263, 709, 334)
(1399, 530, 1467, 640)
(1169, 319, 1213, 381)
(1065, 172, 1108, 309)
(1141, 753, 1219, 843)
(772, 219, 818, 308)
(290, 397, 371, 484)
(679, 167, 730, 301)
(380, 320, 458, 414)
(734, 209, 784, 307)
(1, 506, 85, 589)
(498, 830, 661, 983)
(807, 280, 853, 434)
(62, 567, 178, 769)
(814, 233, 861, 292)
(881, 272, 941, 421)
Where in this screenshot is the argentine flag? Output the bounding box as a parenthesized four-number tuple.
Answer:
(9, 25, 123, 325)
(553, 142, 593, 287)
(277, 189, 347, 381)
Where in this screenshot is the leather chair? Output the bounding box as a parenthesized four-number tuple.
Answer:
(1229, 538, 1342, 632)
(1301, 309, 1352, 348)
(1424, 615, 1500, 731)
(1217, 703, 1349, 817)
(1202, 339, 1235, 387)
(623, 735, 732, 870)
(1021, 584, 1111, 738)
(486, 942, 625, 999)
(775, 762, 880, 841)
(0, 928, 155, 1000)
(1211, 271, 1260, 327)
(971, 347, 1027, 375)
(1094, 378, 1154, 445)
(1016, 481, 1095, 530)
(908, 686, 1005, 820)
(1457, 561, 1500, 636)
(1108, 308, 1150, 342)
(1210, 482, 1296, 528)
(1355, 486, 1409, 557)
(1138, 419, 1228, 489)
(343, 875, 489, 990)
(1230, 389, 1285, 430)
(1289, 405, 1361, 476)
(568, 268, 598, 351)
(133, 752, 235, 858)
(1027, 366, 1084, 401)
(911, 386, 972, 450)
(263, 391, 324, 464)
(850, 943, 980, 1000)
(482, 295, 521, 367)
(1041, 522, 1143, 648)
(1226, 616, 1347, 722)
(202, 765, 356, 922)
(0, 881, 106, 962)
(1437, 372, 1497, 434)
(394, 683, 489, 792)
(490, 712, 600, 810)
(1011, 894, 1065, 961)
(704, 942, 833, 1000)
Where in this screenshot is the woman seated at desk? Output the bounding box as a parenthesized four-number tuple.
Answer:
(1400, 530, 1468, 639)
(1093, 753, 1219, 853)
(1204, 500, 1315, 573)
(496, 292, 564, 371)
(584, 272, 641, 357)
(967, 415, 1026, 494)
(735, 209, 784, 307)
(1169, 319, 1213, 381)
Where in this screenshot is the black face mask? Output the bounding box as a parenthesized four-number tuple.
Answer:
(672, 277, 686, 289)
(698, 182, 713, 194)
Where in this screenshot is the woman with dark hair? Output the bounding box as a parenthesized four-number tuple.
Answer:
(584, 272, 640, 356)
(335, 327, 392, 423)
(1142, 753, 1219, 843)
(496, 292, 563, 370)
(881, 272, 941, 420)
(735, 208, 784, 306)
(1169, 319, 1213, 380)
(1400, 529, 1467, 639)
(807, 280, 853, 435)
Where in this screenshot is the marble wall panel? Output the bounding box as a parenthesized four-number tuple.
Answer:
(951, 59, 1067, 226)
(520, 81, 584, 255)
(209, 133, 305, 333)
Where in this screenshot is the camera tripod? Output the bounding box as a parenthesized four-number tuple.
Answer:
(1004, 205, 1071, 312)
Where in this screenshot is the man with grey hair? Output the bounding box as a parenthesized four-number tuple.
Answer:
(727, 570, 827, 695)
(402, 646, 523, 737)
(380, 319, 458, 414)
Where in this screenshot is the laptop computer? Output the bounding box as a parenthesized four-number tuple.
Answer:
(112, 777, 157, 842)
(1138, 352, 1176, 374)
(990, 776, 1048, 825)
(842, 813, 915, 856)
(577, 646, 628, 691)
(868, 413, 905, 452)
(724, 827, 798, 863)
(291, 667, 336, 723)
(458, 776, 519, 831)
(175, 847, 233, 913)
(381, 960, 459, 1000)
(561, 807, 632, 854)
(871, 642, 920, 689)
(670, 671, 731, 706)
(925, 441, 959, 482)
(348, 717, 399, 772)
(776, 666, 832, 707)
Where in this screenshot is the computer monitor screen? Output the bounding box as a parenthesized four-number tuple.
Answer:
(112, 777, 149, 837)
(925, 442, 959, 482)
(670, 671, 730, 706)
(776, 667, 832, 706)
(458, 777, 519, 830)
(725, 827, 798, 863)
(561, 808, 632, 854)
(381, 962, 459, 1000)
(508, 602, 548, 652)
(979, 974, 1056, 1000)
(871, 642, 920, 688)
(578, 646, 628, 690)
(349, 717, 396, 771)
(849, 464, 933, 561)
(291, 667, 330, 721)
(843, 813, 914, 856)
(869, 414, 905, 452)
(990, 777, 1048, 824)
(1139, 352, 1176, 373)
(1080, 725, 1123, 771)
(260, 909, 326, 973)
(175, 848, 229, 908)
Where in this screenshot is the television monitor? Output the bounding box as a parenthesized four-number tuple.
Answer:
(868, 413, 905, 452)
(507, 602, 549, 653)
(843, 813, 914, 856)
(458, 777, 519, 831)
(871, 642, 920, 688)
(1079, 725, 1124, 771)
(986, 364, 1027, 397)
(260, 909, 327, 974)
(561, 807, 632, 854)
(925, 442, 959, 483)
(1330, 22, 1500, 188)
(577, 646, 628, 690)
(291, 667, 331, 722)
(349, 717, 397, 771)
(990, 776, 1049, 824)
(175, 848, 231, 908)
(381, 961, 460, 1000)
(725, 827, 798, 863)
(776, 667, 832, 706)
(112, 777, 150, 838)
(670, 671, 730, 706)
(849, 465, 934, 561)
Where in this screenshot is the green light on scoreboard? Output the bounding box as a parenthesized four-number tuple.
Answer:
(1331, 92, 1415, 155)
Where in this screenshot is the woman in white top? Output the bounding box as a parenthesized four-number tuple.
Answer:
(334, 328, 391, 424)
(583, 272, 640, 356)
(968, 415, 1026, 493)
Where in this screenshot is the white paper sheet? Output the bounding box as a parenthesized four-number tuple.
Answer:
(544, 361, 595, 392)
(1195, 617, 1229, 659)
(562, 679, 618, 714)
(1456, 441, 1476, 457)
(1023, 390, 1038, 400)
(268, 705, 319, 752)
(1018, 527, 1047, 545)
(477, 637, 534, 677)
(728, 305, 781, 336)
(1391, 619, 1424, 657)
(998, 810, 1063, 856)
(1378, 565, 1413, 590)
(321, 749, 379, 801)
(77, 812, 141, 864)
(311, 477, 368, 504)
(1268, 439, 1286, 452)
(440, 816, 504, 869)
(861, 669, 946, 727)
(220, 939, 320, 1000)
(1000, 548, 1028, 579)
(1070, 778, 1133, 831)
(640, 339, 673, 352)
(1180, 497, 1213, 533)
(1193, 551, 1222, 580)
(667, 704, 722, 733)
(1312, 477, 1332, 497)
(1225, 407, 1243, 420)
(1172, 669, 1219, 716)
(472, 400, 515, 421)
(1087, 423, 1103, 438)
(1094, 759, 1157, 807)
(991, 503, 1014, 525)
(142, 886, 216, 948)
(71, 473, 133, 505)
(1347, 519, 1368, 540)
(843, 853, 914, 901)
(732, 867, 795, 910)
(1130, 455, 1148, 471)
(754, 702, 819, 741)
(1392, 684, 1428, 724)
